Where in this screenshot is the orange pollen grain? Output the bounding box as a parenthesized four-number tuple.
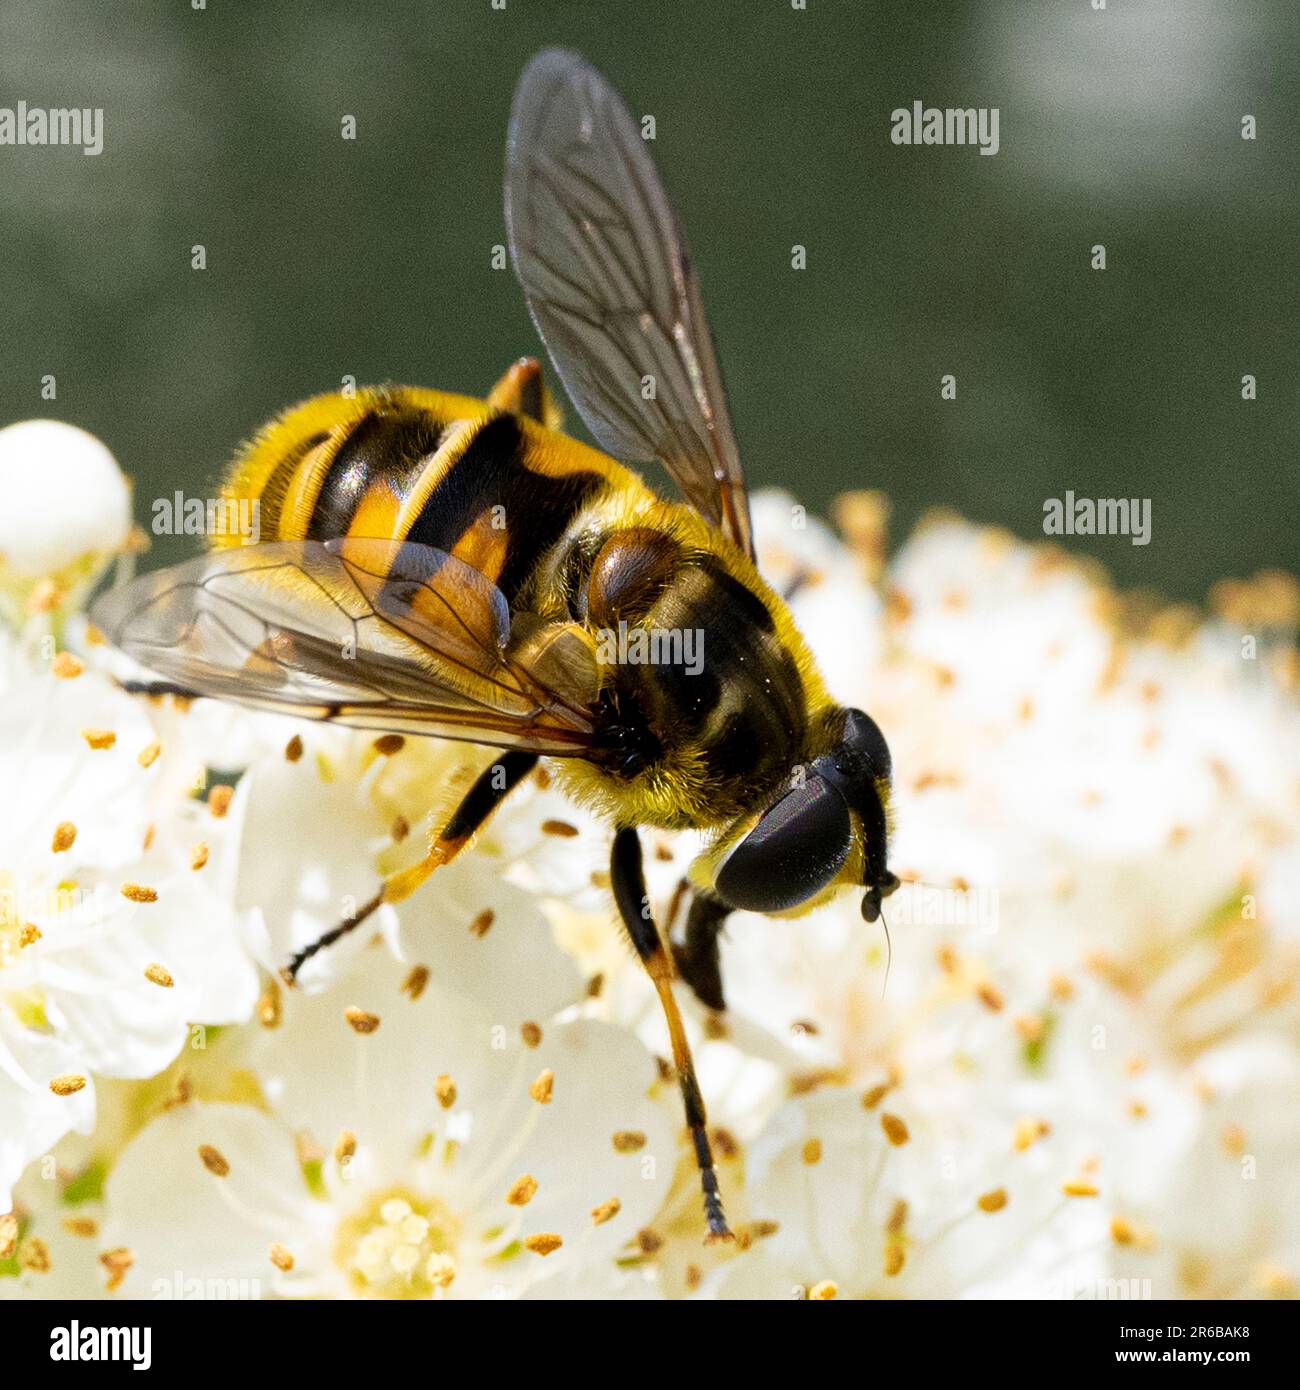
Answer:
(880, 1113, 910, 1146)
(591, 1197, 621, 1226)
(198, 1144, 230, 1177)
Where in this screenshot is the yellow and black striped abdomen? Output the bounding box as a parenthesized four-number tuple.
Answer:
(218, 385, 616, 606)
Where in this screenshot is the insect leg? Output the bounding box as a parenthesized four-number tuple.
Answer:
(610, 827, 733, 1241)
(486, 357, 546, 422)
(281, 750, 538, 983)
(672, 889, 732, 1013)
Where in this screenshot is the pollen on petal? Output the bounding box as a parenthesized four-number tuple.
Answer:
(523, 1232, 562, 1256)
(208, 784, 234, 818)
(335, 1130, 357, 1162)
(81, 728, 116, 750)
(637, 1228, 664, 1255)
(506, 1174, 538, 1206)
(977, 1188, 1008, 1213)
(401, 964, 429, 1000)
(520, 1021, 542, 1048)
(591, 1197, 621, 1226)
(344, 1006, 381, 1035)
(612, 1130, 645, 1153)
(880, 1113, 910, 1146)
(435, 1074, 457, 1109)
(62, 1216, 97, 1238)
(144, 962, 174, 988)
(51, 821, 77, 853)
(51, 651, 83, 678)
(49, 1074, 86, 1096)
(99, 1247, 134, 1291)
(372, 734, 405, 756)
(1062, 1179, 1100, 1198)
(198, 1144, 230, 1177)
(269, 1243, 295, 1271)
(469, 908, 494, 938)
(801, 1138, 822, 1165)
(284, 734, 304, 762)
(529, 1068, 554, 1104)
(121, 883, 158, 903)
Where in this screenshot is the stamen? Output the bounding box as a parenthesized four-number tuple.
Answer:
(541, 819, 579, 838)
(51, 822, 77, 853)
(1062, 1179, 1100, 1198)
(137, 741, 161, 768)
(611, 1131, 645, 1153)
(435, 1074, 457, 1109)
(144, 963, 174, 988)
(1012, 1117, 1051, 1151)
(284, 734, 304, 762)
(977, 1188, 1008, 1213)
(401, 965, 429, 1000)
(121, 883, 158, 903)
(469, 908, 494, 938)
(506, 1174, 538, 1206)
(257, 980, 282, 1028)
(0, 1213, 19, 1258)
(198, 1144, 231, 1177)
(62, 1217, 97, 1238)
(51, 651, 83, 678)
(523, 1232, 562, 1256)
(81, 728, 116, 750)
(591, 1197, 621, 1225)
(391, 814, 410, 843)
(372, 735, 405, 756)
(99, 1247, 133, 1291)
(861, 1082, 891, 1110)
(529, 1069, 554, 1104)
(269, 1243, 295, 1271)
(344, 1007, 381, 1035)
(190, 842, 209, 871)
(802, 1138, 822, 1165)
(880, 1113, 910, 1146)
(49, 1074, 86, 1096)
(335, 1130, 357, 1162)
(208, 785, 234, 818)
(520, 1021, 542, 1048)
(20, 1237, 52, 1273)
(808, 1280, 838, 1300)
(636, 1229, 664, 1255)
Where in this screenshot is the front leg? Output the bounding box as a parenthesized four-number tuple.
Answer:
(610, 827, 732, 1241)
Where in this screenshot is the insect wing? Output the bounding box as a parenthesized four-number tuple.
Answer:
(91, 540, 599, 755)
(506, 47, 754, 558)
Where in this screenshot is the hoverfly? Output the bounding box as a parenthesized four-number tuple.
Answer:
(93, 49, 899, 1240)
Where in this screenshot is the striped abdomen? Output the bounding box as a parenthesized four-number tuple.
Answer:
(219, 385, 611, 608)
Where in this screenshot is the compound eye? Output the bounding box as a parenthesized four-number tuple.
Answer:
(715, 776, 852, 914)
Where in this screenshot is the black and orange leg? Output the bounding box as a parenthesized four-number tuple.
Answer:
(486, 357, 546, 422)
(282, 750, 538, 983)
(611, 827, 732, 1241)
(672, 889, 732, 1013)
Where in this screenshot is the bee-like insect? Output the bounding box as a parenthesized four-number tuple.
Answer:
(94, 49, 898, 1239)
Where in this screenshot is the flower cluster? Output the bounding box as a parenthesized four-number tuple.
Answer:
(1, 424, 1296, 1301)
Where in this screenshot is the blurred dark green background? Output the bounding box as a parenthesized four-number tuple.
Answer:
(1, 0, 1295, 597)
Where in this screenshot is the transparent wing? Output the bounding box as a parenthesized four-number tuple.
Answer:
(91, 540, 601, 757)
(505, 47, 754, 559)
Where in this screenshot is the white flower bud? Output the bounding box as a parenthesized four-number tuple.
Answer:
(0, 419, 131, 577)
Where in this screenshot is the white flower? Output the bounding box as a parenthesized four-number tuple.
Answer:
(99, 941, 676, 1299)
(0, 633, 258, 1212)
(0, 421, 132, 627)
